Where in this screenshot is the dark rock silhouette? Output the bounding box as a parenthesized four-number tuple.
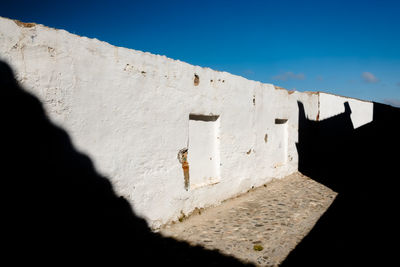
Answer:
(1, 61, 249, 266)
(283, 101, 400, 266)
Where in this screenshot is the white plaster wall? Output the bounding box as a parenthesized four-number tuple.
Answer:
(0, 17, 319, 229)
(252, 89, 319, 184)
(319, 92, 373, 129)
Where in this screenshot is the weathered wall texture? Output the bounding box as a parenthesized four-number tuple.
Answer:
(0, 17, 370, 229)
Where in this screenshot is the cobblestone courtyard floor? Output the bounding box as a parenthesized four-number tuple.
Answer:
(160, 172, 337, 266)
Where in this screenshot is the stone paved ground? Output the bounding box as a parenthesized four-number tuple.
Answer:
(160, 172, 337, 266)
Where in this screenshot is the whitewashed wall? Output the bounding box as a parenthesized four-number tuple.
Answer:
(319, 92, 373, 129)
(1, 17, 321, 229)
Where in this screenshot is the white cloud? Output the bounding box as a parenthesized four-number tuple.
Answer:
(272, 72, 305, 81)
(383, 98, 400, 107)
(362, 72, 379, 83)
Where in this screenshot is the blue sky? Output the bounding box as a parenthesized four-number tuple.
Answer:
(2, 0, 400, 106)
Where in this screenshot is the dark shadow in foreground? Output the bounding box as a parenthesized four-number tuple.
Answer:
(282, 101, 400, 266)
(1, 61, 250, 266)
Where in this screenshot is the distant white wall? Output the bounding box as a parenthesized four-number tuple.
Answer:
(319, 92, 373, 129)
(0, 17, 320, 229)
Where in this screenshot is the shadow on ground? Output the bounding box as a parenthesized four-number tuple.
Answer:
(1, 61, 251, 266)
(282, 101, 400, 266)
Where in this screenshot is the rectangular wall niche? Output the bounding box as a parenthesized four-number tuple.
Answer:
(273, 118, 288, 167)
(187, 114, 221, 190)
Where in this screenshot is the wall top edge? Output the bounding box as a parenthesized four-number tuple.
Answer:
(318, 91, 372, 104)
(2, 16, 368, 103)
(1, 16, 277, 87)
